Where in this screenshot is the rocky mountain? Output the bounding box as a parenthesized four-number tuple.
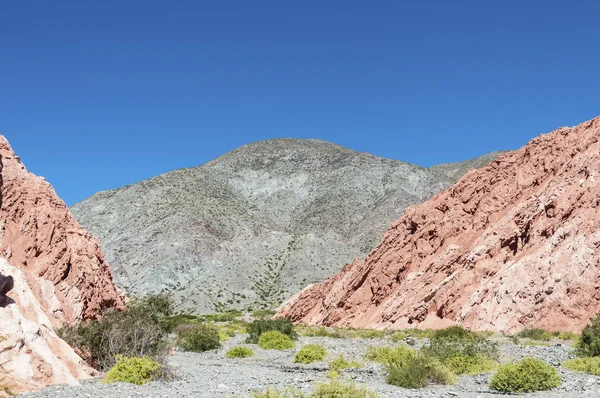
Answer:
(278, 116, 600, 334)
(0, 136, 124, 394)
(72, 139, 501, 313)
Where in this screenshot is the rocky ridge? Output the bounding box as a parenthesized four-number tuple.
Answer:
(278, 116, 600, 334)
(0, 136, 124, 394)
(71, 139, 501, 313)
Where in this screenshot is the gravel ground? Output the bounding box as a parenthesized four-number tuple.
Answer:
(22, 335, 600, 398)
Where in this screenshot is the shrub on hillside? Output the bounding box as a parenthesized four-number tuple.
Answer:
(204, 310, 243, 323)
(177, 324, 221, 352)
(563, 357, 600, 375)
(102, 355, 161, 385)
(258, 331, 296, 350)
(577, 312, 600, 357)
(253, 309, 276, 318)
(246, 318, 298, 344)
(294, 344, 327, 364)
(57, 294, 173, 370)
(226, 346, 255, 359)
(489, 357, 561, 393)
(430, 326, 476, 340)
(516, 328, 552, 341)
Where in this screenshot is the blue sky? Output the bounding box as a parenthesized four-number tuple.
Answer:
(2, 1, 599, 205)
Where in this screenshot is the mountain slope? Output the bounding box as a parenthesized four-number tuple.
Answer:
(278, 117, 600, 333)
(72, 139, 501, 313)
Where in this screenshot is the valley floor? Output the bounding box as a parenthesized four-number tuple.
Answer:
(23, 334, 600, 398)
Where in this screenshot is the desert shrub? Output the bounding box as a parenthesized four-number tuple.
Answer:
(253, 309, 276, 318)
(422, 326, 499, 375)
(258, 331, 296, 350)
(430, 326, 477, 340)
(356, 329, 386, 339)
(177, 324, 221, 352)
(219, 330, 231, 342)
(297, 326, 343, 339)
(102, 355, 160, 385)
(252, 388, 296, 398)
(517, 328, 552, 341)
(556, 331, 579, 341)
(57, 294, 173, 370)
(577, 312, 600, 357)
(247, 318, 298, 344)
(204, 310, 243, 322)
(226, 346, 255, 359)
(159, 314, 200, 332)
(364, 345, 414, 365)
(563, 357, 600, 375)
(311, 380, 378, 398)
(443, 354, 498, 375)
(386, 354, 456, 389)
(294, 344, 327, 364)
(389, 331, 407, 342)
(329, 355, 363, 372)
(489, 357, 561, 393)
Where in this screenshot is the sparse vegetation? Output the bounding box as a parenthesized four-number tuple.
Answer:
(294, 344, 327, 364)
(247, 318, 298, 344)
(253, 309, 276, 318)
(177, 324, 221, 352)
(226, 346, 255, 359)
(258, 331, 296, 350)
(489, 357, 561, 393)
(252, 380, 378, 398)
(364, 345, 414, 365)
(204, 310, 243, 322)
(563, 357, 600, 375)
(102, 355, 161, 385)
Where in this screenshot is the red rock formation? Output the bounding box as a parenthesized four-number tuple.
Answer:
(279, 116, 600, 334)
(0, 136, 125, 393)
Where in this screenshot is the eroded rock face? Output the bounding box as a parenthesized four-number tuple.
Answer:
(0, 136, 124, 393)
(278, 116, 600, 334)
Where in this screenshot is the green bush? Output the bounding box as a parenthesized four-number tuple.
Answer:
(489, 357, 561, 393)
(577, 312, 600, 357)
(329, 355, 363, 372)
(517, 328, 552, 341)
(423, 332, 499, 364)
(177, 324, 221, 352)
(386, 354, 456, 389)
(563, 357, 600, 375)
(356, 329, 386, 339)
(556, 331, 579, 341)
(430, 326, 477, 340)
(57, 294, 173, 370)
(297, 326, 343, 339)
(226, 346, 255, 359)
(294, 344, 327, 364)
(247, 318, 298, 344)
(311, 380, 378, 398)
(389, 332, 407, 342)
(364, 345, 414, 365)
(102, 355, 160, 385)
(159, 314, 200, 332)
(258, 331, 296, 350)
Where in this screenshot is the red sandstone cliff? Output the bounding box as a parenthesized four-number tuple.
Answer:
(278, 116, 600, 334)
(0, 136, 125, 393)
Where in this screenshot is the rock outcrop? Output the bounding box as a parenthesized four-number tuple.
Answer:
(278, 116, 600, 334)
(71, 138, 501, 313)
(0, 136, 124, 393)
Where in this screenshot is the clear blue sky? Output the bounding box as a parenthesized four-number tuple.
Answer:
(2, 1, 599, 205)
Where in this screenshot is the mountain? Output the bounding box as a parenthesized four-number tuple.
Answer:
(72, 139, 502, 313)
(0, 136, 124, 393)
(278, 117, 600, 334)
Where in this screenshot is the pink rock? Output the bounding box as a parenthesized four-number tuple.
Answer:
(278, 116, 600, 334)
(0, 136, 125, 393)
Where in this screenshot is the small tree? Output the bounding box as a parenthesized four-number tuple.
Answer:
(577, 312, 600, 357)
